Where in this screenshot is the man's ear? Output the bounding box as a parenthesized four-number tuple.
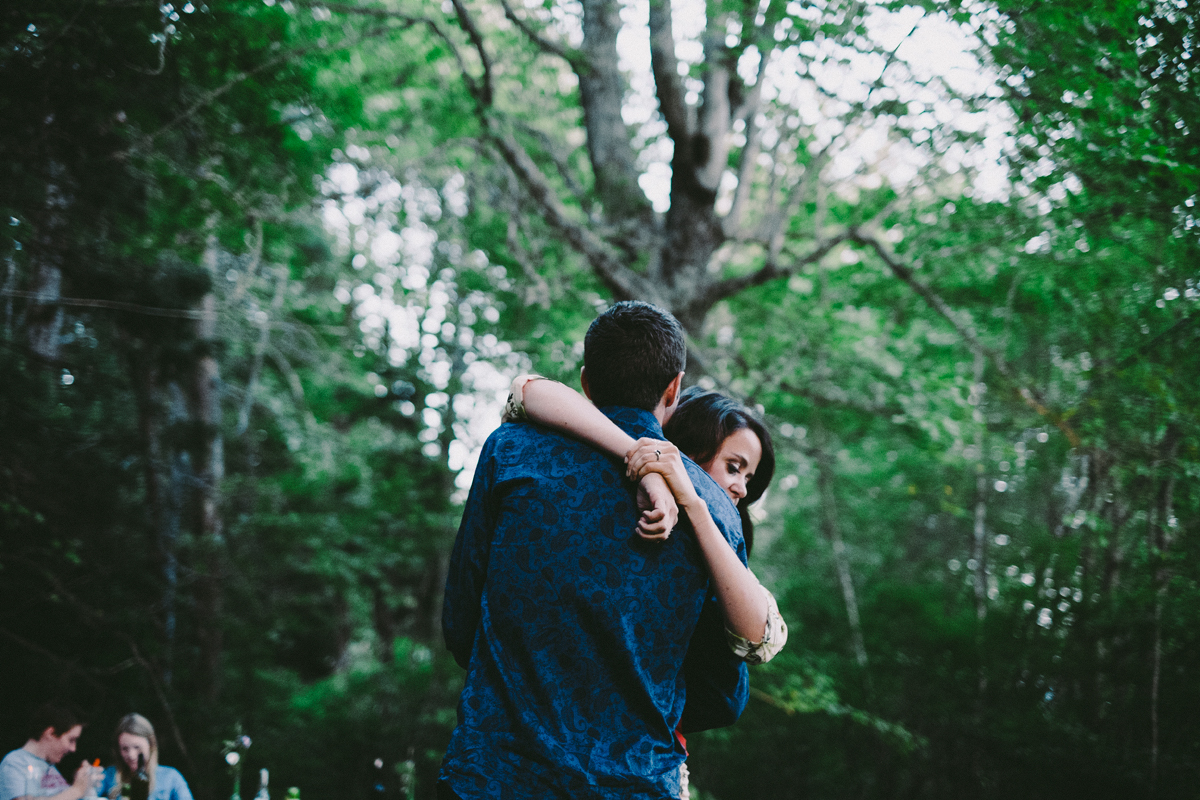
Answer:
(580, 366, 592, 401)
(662, 371, 684, 410)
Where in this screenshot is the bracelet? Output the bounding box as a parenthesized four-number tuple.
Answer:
(502, 375, 547, 423)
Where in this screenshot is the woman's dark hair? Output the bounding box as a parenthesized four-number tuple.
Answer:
(664, 387, 776, 554)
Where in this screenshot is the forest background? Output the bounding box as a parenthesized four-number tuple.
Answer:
(1, 0, 1197, 798)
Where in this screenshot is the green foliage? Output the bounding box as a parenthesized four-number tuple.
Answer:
(2, 1, 1198, 799)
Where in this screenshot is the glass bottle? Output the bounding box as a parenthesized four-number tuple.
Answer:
(253, 769, 269, 800)
(129, 754, 150, 800)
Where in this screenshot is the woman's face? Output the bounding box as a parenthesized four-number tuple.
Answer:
(118, 732, 151, 772)
(700, 427, 762, 505)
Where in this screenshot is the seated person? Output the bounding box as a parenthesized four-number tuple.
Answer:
(97, 715, 191, 800)
(0, 702, 99, 800)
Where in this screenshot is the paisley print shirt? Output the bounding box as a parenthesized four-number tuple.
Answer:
(440, 407, 748, 800)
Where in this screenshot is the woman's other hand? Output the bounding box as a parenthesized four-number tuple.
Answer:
(626, 439, 702, 510)
(636, 472, 678, 540)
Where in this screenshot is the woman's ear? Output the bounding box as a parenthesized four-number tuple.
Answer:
(580, 366, 592, 401)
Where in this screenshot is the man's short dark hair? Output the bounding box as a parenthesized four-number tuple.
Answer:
(26, 702, 83, 741)
(583, 301, 686, 410)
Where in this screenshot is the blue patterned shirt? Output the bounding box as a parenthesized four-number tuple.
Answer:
(440, 407, 748, 799)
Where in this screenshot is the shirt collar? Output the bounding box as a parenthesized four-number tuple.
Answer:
(599, 406, 665, 440)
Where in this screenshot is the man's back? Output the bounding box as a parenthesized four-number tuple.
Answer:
(440, 407, 745, 799)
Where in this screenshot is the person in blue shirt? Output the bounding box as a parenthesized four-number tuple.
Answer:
(97, 715, 192, 800)
(504, 380, 789, 800)
(439, 302, 750, 800)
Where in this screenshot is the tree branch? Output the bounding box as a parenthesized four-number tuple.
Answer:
(695, 30, 732, 192)
(512, 121, 590, 210)
(128, 21, 410, 152)
(724, 55, 769, 235)
(854, 232, 1082, 446)
(449, 0, 494, 106)
(0, 288, 202, 319)
(484, 127, 658, 303)
(684, 228, 855, 320)
(648, 0, 690, 146)
(498, 0, 578, 65)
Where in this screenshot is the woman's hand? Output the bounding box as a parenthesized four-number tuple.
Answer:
(625, 439, 702, 510)
(636, 472, 678, 541)
(71, 761, 101, 799)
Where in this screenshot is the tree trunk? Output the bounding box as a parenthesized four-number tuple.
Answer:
(578, 0, 654, 229)
(25, 165, 71, 363)
(3, 255, 15, 341)
(128, 338, 185, 688)
(970, 353, 988, 624)
(26, 261, 63, 363)
(235, 266, 287, 436)
(814, 427, 868, 669)
(194, 227, 226, 702)
(1149, 424, 1180, 794)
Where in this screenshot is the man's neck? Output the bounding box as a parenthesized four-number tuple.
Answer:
(651, 403, 668, 426)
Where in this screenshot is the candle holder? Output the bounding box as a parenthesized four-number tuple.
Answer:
(220, 725, 253, 800)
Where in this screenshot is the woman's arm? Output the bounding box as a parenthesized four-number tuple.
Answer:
(506, 376, 638, 457)
(626, 439, 773, 647)
(508, 376, 677, 538)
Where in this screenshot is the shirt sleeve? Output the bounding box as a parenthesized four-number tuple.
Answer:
(442, 436, 499, 669)
(163, 767, 194, 800)
(678, 591, 750, 734)
(97, 766, 116, 799)
(0, 754, 27, 800)
(725, 580, 789, 665)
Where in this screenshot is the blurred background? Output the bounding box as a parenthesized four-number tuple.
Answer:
(1, 0, 1196, 797)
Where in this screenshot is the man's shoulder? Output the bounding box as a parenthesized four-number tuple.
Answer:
(683, 458, 743, 539)
(484, 422, 610, 470)
(683, 457, 732, 509)
(0, 748, 34, 769)
(0, 749, 43, 799)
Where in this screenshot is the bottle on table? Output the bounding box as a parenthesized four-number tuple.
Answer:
(254, 768, 269, 800)
(129, 753, 150, 800)
(372, 758, 385, 797)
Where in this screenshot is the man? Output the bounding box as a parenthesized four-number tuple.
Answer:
(439, 302, 748, 799)
(0, 703, 98, 800)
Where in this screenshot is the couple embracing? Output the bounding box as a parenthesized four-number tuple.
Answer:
(439, 302, 787, 800)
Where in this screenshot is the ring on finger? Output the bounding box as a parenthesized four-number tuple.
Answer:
(654, 449, 661, 461)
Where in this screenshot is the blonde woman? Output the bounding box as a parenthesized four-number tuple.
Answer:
(97, 715, 192, 800)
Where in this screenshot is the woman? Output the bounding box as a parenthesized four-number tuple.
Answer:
(98, 714, 193, 800)
(504, 376, 786, 663)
